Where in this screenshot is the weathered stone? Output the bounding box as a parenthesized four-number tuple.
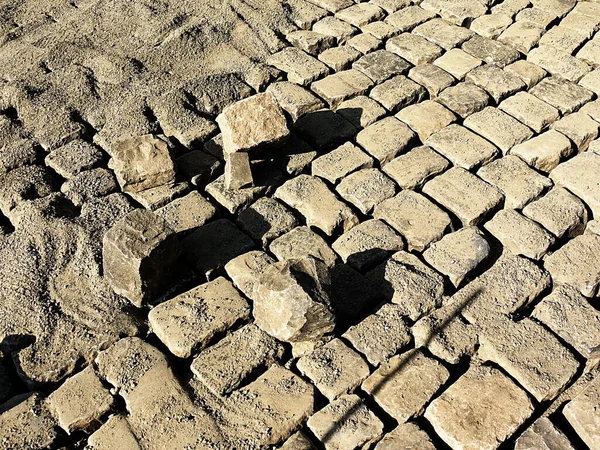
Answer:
(498, 21, 546, 53)
(86, 414, 141, 450)
(396, 100, 456, 142)
(148, 277, 250, 358)
(306, 0, 352, 13)
(514, 417, 576, 450)
(311, 141, 373, 184)
(510, 131, 573, 172)
(267, 82, 326, 122)
(46, 366, 113, 433)
(551, 111, 599, 151)
(539, 25, 589, 53)
(465, 64, 526, 103)
(347, 33, 382, 54)
(356, 117, 416, 164)
(175, 150, 221, 186)
(385, 5, 437, 32)
(275, 175, 358, 236)
(386, 33, 444, 65)
(343, 303, 411, 365)
(423, 167, 504, 225)
(270, 226, 337, 268)
(191, 324, 284, 394)
(297, 338, 369, 400)
(103, 209, 179, 306)
(478, 316, 579, 402)
(408, 63, 456, 97)
(307, 395, 384, 450)
(436, 82, 490, 119)
(522, 187, 587, 238)
(312, 16, 358, 43)
(216, 93, 289, 155)
(544, 234, 600, 297)
(353, 50, 410, 84)
(363, 349, 450, 422)
(413, 18, 474, 50)
(224, 251, 276, 301)
(434, 48, 482, 80)
(530, 76, 594, 114)
(383, 146, 450, 190)
(332, 219, 403, 271)
(311, 70, 374, 108)
(423, 226, 490, 287)
(156, 191, 217, 233)
(499, 91, 560, 134)
(225, 152, 253, 190)
(375, 423, 436, 450)
(45, 140, 104, 179)
(505, 59, 548, 89)
(470, 13, 513, 39)
(361, 20, 398, 40)
(551, 152, 600, 217)
(335, 168, 397, 214)
(336, 3, 385, 27)
(577, 37, 600, 67)
(464, 107, 534, 153)
(580, 68, 600, 97)
(61, 168, 118, 207)
(516, 6, 557, 27)
(374, 190, 452, 252)
(427, 124, 498, 170)
(369, 75, 427, 113)
(280, 431, 317, 450)
(422, 0, 487, 25)
(272, 134, 318, 176)
(237, 197, 298, 245)
(492, 0, 530, 17)
(180, 218, 255, 277)
(528, 45, 591, 82)
(562, 374, 600, 450)
(254, 257, 335, 342)
(336, 96, 386, 129)
(293, 109, 357, 150)
(127, 181, 190, 211)
(425, 365, 534, 450)
(0, 393, 58, 450)
(269, 47, 330, 86)
(109, 134, 176, 193)
(318, 46, 362, 72)
(287, 30, 336, 55)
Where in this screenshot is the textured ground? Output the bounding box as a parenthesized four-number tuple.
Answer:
(1, 0, 600, 449)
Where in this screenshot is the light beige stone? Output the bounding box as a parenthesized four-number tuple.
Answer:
(369, 75, 427, 113)
(530, 76, 594, 114)
(465, 64, 526, 103)
(336, 96, 386, 129)
(280, 431, 317, 450)
(237, 197, 298, 246)
(386, 33, 444, 65)
(224, 250, 276, 301)
(335, 168, 397, 214)
(514, 417, 576, 450)
(87, 415, 141, 450)
(551, 112, 599, 151)
(522, 187, 587, 238)
(396, 100, 456, 142)
(408, 63, 455, 97)
(287, 30, 336, 55)
(312, 16, 358, 44)
(563, 375, 600, 450)
(270, 226, 337, 268)
(510, 130, 573, 172)
(156, 191, 217, 233)
(356, 116, 416, 164)
(505, 60, 548, 89)
(375, 423, 436, 450)
(413, 18, 473, 50)
(267, 82, 325, 121)
(433, 48, 482, 80)
(311, 70, 374, 108)
(498, 21, 546, 53)
(311, 141, 373, 184)
(269, 47, 331, 86)
(528, 45, 591, 82)
(347, 33, 382, 54)
(470, 13, 512, 38)
(421, 0, 487, 25)
(426, 124, 498, 170)
(464, 106, 534, 153)
(383, 146, 450, 190)
(0, 393, 58, 450)
(436, 82, 490, 119)
(550, 152, 600, 217)
(225, 151, 253, 190)
(385, 6, 437, 32)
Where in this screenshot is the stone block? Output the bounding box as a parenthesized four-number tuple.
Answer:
(498, 21, 546, 53)
(306, 0, 353, 13)
(413, 18, 474, 50)
(87, 414, 141, 450)
(539, 25, 589, 53)
(385, 5, 437, 32)
(516, 6, 557, 27)
(499, 91, 560, 134)
(352, 50, 410, 84)
(528, 45, 591, 82)
(312, 16, 358, 44)
(0, 393, 58, 450)
(225, 251, 276, 301)
(530, 76, 594, 114)
(562, 374, 600, 450)
(269, 48, 330, 86)
(510, 131, 572, 172)
(370, 75, 427, 113)
(45, 140, 103, 179)
(383, 145, 450, 190)
(550, 152, 600, 217)
(311, 70, 374, 108)
(408, 63, 455, 97)
(335, 168, 396, 215)
(551, 111, 599, 151)
(492, 0, 530, 17)
(464, 107, 534, 153)
(522, 187, 587, 238)
(505, 59, 548, 88)
(311, 141, 373, 184)
(237, 197, 298, 245)
(396, 100, 456, 142)
(287, 30, 336, 55)
(61, 168, 118, 207)
(127, 181, 190, 211)
(436, 82, 490, 119)
(375, 423, 436, 450)
(318, 46, 362, 72)
(225, 152, 253, 190)
(335, 3, 385, 27)
(470, 13, 512, 38)
(361, 21, 398, 40)
(356, 116, 416, 164)
(580, 68, 600, 96)
(463, 34, 522, 67)
(347, 33, 382, 54)
(386, 33, 444, 65)
(433, 48, 482, 80)
(266, 82, 325, 121)
(426, 124, 498, 170)
(514, 417, 576, 450)
(465, 64, 526, 103)
(280, 432, 317, 450)
(270, 226, 337, 268)
(156, 191, 217, 233)
(335, 96, 386, 129)
(272, 134, 318, 176)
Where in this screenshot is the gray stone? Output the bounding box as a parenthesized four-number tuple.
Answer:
(237, 197, 298, 245)
(225, 152, 253, 190)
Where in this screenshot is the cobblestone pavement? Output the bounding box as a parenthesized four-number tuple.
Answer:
(1, 0, 600, 448)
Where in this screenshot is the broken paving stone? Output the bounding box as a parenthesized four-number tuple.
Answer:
(352, 50, 410, 84)
(191, 323, 284, 395)
(307, 394, 384, 450)
(374, 190, 452, 252)
(533, 285, 600, 359)
(127, 181, 190, 211)
(499, 91, 560, 134)
(46, 366, 114, 434)
(266, 82, 325, 121)
(433, 48, 482, 80)
(423, 167, 504, 226)
(375, 423, 436, 450)
(311, 141, 373, 184)
(103, 209, 179, 306)
(287, 30, 336, 55)
(297, 338, 370, 400)
(109, 134, 176, 193)
(522, 187, 587, 238)
(528, 45, 591, 82)
(544, 233, 600, 298)
(408, 63, 456, 97)
(61, 168, 118, 207)
(336, 95, 386, 129)
(425, 123, 499, 170)
(423, 226, 490, 287)
(369, 75, 427, 113)
(225, 152, 253, 190)
(383, 146, 450, 190)
(551, 111, 599, 151)
(343, 303, 411, 365)
(181, 218, 255, 278)
(237, 197, 298, 246)
(0, 393, 58, 450)
(510, 131, 572, 172)
(175, 150, 221, 187)
(465, 64, 526, 103)
(156, 191, 217, 233)
(312, 16, 358, 43)
(293, 109, 357, 150)
(436, 82, 490, 119)
(216, 93, 289, 155)
(562, 373, 600, 450)
(478, 316, 579, 402)
(362, 349, 450, 422)
(225, 251, 276, 301)
(425, 365, 534, 450)
(551, 152, 600, 217)
(45, 139, 104, 179)
(464, 107, 534, 153)
(332, 219, 403, 271)
(514, 417, 576, 450)
(311, 70, 374, 108)
(477, 155, 553, 209)
(470, 13, 513, 39)
(396, 100, 457, 142)
(318, 45, 362, 72)
(270, 226, 338, 268)
(356, 116, 416, 164)
(505, 59, 548, 89)
(268, 47, 330, 86)
(148, 277, 250, 358)
(386, 33, 444, 65)
(254, 257, 335, 342)
(275, 175, 358, 236)
(530, 76, 595, 114)
(280, 431, 317, 450)
(498, 21, 546, 53)
(335, 168, 397, 215)
(86, 414, 141, 450)
(385, 5, 437, 32)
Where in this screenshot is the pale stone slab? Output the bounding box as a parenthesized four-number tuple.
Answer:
(270, 226, 338, 268)
(311, 69, 374, 107)
(510, 130, 573, 172)
(375, 423, 436, 450)
(563, 375, 600, 450)
(383, 146, 450, 190)
(356, 116, 416, 164)
(87, 415, 141, 450)
(528, 45, 591, 82)
(369, 75, 427, 113)
(530, 76, 594, 114)
(386, 33, 444, 65)
(514, 417, 576, 450)
(267, 82, 325, 121)
(464, 107, 534, 153)
(433, 48, 482, 80)
(426, 124, 498, 170)
(550, 152, 600, 217)
(522, 187, 587, 238)
(311, 141, 373, 184)
(335, 168, 397, 214)
(498, 21, 546, 53)
(396, 100, 456, 142)
(408, 63, 455, 97)
(505, 60, 548, 89)
(551, 111, 599, 151)
(237, 197, 298, 245)
(465, 64, 526, 103)
(269, 48, 331, 86)
(336, 95, 386, 129)
(413, 18, 474, 50)
(436, 82, 490, 119)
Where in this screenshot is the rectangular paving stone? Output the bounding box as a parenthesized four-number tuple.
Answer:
(369, 75, 427, 113)
(538, 25, 589, 53)
(423, 167, 504, 225)
(550, 152, 600, 217)
(484, 208, 555, 260)
(425, 365, 534, 450)
(396, 100, 457, 142)
(426, 124, 499, 170)
(436, 82, 490, 119)
(266, 81, 325, 121)
(522, 187, 587, 238)
(421, 0, 487, 25)
(362, 349, 450, 422)
(270, 226, 338, 268)
(504, 59, 548, 89)
(477, 154, 553, 209)
(478, 316, 579, 402)
(530, 76, 595, 114)
(433, 48, 482, 80)
(311, 141, 373, 184)
(0, 393, 58, 450)
(528, 45, 591, 82)
(516, 6, 557, 27)
(576, 37, 600, 67)
(156, 191, 217, 233)
(383, 145, 450, 189)
(465, 64, 526, 103)
(498, 20, 546, 53)
(374, 190, 452, 251)
(311, 69, 374, 107)
(236, 197, 298, 246)
(464, 106, 534, 153)
(275, 175, 358, 235)
(318, 45, 362, 71)
(514, 417, 576, 450)
(356, 116, 416, 164)
(580, 68, 600, 97)
(225, 251, 276, 301)
(372, 0, 412, 14)
(287, 30, 336, 56)
(375, 423, 437, 450)
(408, 63, 455, 96)
(280, 432, 317, 450)
(352, 50, 411, 84)
(335, 95, 387, 129)
(550, 111, 599, 151)
(563, 375, 600, 450)
(499, 91, 560, 133)
(385, 5, 438, 32)
(293, 109, 357, 150)
(470, 13, 513, 39)
(306, 0, 353, 13)
(361, 21, 399, 40)
(413, 18, 474, 50)
(268, 47, 330, 86)
(386, 33, 444, 65)
(313, 16, 358, 44)
(560, 11, 600, 36)
(348, 33, 382, 54)
(335, 168, 397, 214)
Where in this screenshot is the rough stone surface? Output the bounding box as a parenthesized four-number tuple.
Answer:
(514, 417, 576, 450)
(563, 375, 600, 450)
(270, 226, 338, 268)
(510, 130, 573, 173)
(356, 116, 416, 164)
(426, 124, 498, 170)
(383, 146, 450, 190)
(551, 152, 600, 217)
(464, 107, 535, 153)
(335, 168, 397, 214)
(375, 423, 437, 450)
(436, 82, 490, 119)
(311, 141, 373, 184)
(522, 187, 587, 238)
